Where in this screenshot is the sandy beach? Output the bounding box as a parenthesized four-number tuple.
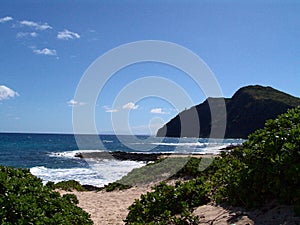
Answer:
(59, 187, 150, 225)
(59, 187, 300, 225)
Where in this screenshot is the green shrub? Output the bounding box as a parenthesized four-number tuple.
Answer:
(102, 182, 132, 192)
(0, 166, 93, 224)
(211, 106, 300, 208)
(50, 180, 87, 192)
(125, 178, 209, 224)
(171, 157, 201, 179)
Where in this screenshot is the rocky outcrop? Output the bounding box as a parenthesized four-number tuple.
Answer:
(157, 85, 300, 139)
(75, 151, 171, 162)
(74, 151, 218, 162)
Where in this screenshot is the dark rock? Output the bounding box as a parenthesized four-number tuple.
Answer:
(157, 85, 300, 139)
(74, 151, 171, 162)
(74, 152, 84, 158)
(220, 144, 240, 151)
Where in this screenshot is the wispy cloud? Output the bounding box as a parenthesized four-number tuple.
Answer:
(57, 29, 80, 40)
(16, 32, 38, 38)
(67, 99, 85, 107)
(0, 85, 19, 100)
(2, 16, 80, 57)
(0, 16, 13, 23)
(103, 106, 118, 113)
(122, 102, 139, 110)
(33, 48, 57, 56)
(19, 20, 52, 30)
(150, 108, 169, 114)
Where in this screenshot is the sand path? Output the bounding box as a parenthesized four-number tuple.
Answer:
(59, 187, 149, 225)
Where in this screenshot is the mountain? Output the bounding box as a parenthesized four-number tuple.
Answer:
(156, 85, 300, 139)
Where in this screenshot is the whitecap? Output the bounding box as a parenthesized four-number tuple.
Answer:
(30, 159, 146, 187)
(48, 149, 105, 159)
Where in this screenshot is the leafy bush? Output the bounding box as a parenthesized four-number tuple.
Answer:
(125, 178, 209, 224)
(0, 166, 93, 224)
(171, 157, 212, 179)
(49, 180, 87, 191)
(211, 106, 300, 208)
(101, 182, 132, 192)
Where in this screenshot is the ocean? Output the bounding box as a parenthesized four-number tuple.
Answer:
(0, 133, 244, 187)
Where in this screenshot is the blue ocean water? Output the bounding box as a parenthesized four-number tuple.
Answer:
(0, 133, 244, 187)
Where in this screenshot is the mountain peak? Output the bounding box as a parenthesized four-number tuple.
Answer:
(233, 85, 299, 104)
(157, 85, 300, 139)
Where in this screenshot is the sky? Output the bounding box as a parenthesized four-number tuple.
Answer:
(0, 0, 299, 135)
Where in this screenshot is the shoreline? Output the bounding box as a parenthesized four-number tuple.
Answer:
(71, 145, 240, 189)
(74, 145, 239, 162)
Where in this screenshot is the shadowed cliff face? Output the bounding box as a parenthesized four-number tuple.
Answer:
(157, 85, 300, 139)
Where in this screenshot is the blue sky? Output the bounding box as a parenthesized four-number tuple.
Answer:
(0, 0, 299, 134)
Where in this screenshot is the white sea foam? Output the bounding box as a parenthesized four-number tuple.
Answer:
(48, 149, 104, 159)
(35, 139, 244, 187)
(198, 144, 229, 154)
(151, 142, 207, 147)
(30, 159, 146, 187)
(151, 142, 240, 154)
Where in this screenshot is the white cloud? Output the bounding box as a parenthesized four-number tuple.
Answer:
(0, 16, 13, 23)
(67, 99, 85, 107)
(57, 29, 80, 40)
(19, 20, 52, 30)
(16, 32, 38, 38)
(103, 106, 118, 113)
(150, 108, 169, 114)
(106, 109, 118, 113)
(0, 85, 19, 100)
(33, 48, 57, 56)
(122, 102, 139, 110)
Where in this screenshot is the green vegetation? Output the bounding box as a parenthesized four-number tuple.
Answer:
(102, 157, 206, 192)
(211, 106, 300, 208)
(126, 106, 300, 224)
(171, 157, 213, 179)
(125, 179, 209, 224)
(0, 166, 93, 224)
(101, 182, 132, 192)
(240, 85, 300, 105)
(48, 180, 87, 191)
